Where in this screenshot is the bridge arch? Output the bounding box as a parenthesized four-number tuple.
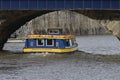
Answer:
(0, 10, 120, 50)
(0, 10, 55, 50)
(13, 10, 107, 38)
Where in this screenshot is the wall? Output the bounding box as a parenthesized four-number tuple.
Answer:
(12, 10, 109, 38)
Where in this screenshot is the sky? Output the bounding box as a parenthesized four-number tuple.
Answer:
(0, 0, 119, 10)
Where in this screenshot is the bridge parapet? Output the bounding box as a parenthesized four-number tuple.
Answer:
(0, 0, 119, 10)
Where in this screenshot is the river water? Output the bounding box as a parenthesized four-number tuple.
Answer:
(0, 35, 120, 80)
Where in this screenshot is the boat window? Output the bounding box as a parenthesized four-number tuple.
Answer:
(69, 40, 73, 46)
(46, 39, 54, 46)
(66, 39, 74, 46)
(49, 30, 59, 34)
(53, 30, 59, 34)
(30, 42, 34, 46)
(56, 42, 59, 48)
(71, 39, 74, 45)
(37, 39, 44, 46)
(66, 39, 70, 46)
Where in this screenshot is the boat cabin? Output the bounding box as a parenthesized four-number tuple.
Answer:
(47, 28, 62, 35)
(24, 28, 76, 49)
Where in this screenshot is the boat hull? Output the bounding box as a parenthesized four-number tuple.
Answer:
(23, 47, 78, 53)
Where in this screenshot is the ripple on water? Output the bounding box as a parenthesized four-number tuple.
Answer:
(0, 35, 120, 80)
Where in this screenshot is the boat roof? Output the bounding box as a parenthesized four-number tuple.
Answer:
(25, 35, 75, 39)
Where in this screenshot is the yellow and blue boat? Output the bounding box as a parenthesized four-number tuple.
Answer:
(23, 28, 78, 53)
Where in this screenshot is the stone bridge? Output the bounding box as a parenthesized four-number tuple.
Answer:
(0, 10, 120, 50)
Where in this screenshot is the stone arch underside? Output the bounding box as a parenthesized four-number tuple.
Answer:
(14, 10, 107, 38)
(0, 10, 120, 50)
(0, 10, 55, 50)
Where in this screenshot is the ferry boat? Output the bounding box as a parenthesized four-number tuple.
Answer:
(23, 28, 78, 53)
